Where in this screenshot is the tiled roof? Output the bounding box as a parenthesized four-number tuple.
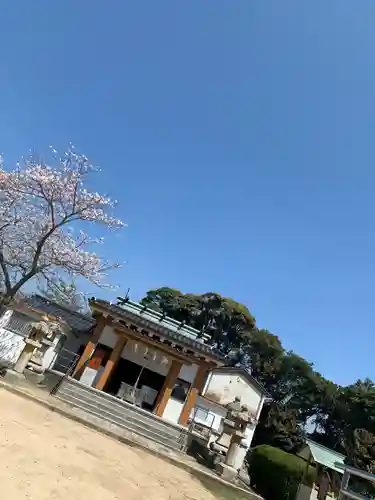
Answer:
(27, 295, 95, 333)
(90, 298, 226, 361)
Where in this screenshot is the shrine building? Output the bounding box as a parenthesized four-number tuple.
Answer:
(72, 297, 229, 425)
(0, 294, 270, 467)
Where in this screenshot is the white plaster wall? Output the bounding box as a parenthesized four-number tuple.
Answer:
(0, 327, 25, 364)
(121, 339, 171, 377)
(98, 326, 118, 348)
(0, 310, 24, 364)
(203, 372, 261, 415)
(42, 333, 64, 370)
(178, 364, 198, 383)
(163, 398, 184, 424)
(43, 346, 57, 370)
(80, 366, 100, 386)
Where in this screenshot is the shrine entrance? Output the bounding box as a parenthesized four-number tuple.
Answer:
(104, 357, 166, 411)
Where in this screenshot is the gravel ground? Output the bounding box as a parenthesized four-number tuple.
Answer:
(0, 389, 218, 500)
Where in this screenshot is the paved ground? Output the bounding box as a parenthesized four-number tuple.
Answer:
(0, 388, 220, 500)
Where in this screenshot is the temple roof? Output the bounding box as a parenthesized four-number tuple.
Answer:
(27, 295, 95, 334)
(90, 298, 226, 361)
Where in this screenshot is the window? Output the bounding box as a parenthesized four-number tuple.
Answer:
(6, 312, 32, 337)
(192, 406, 215, 427)
(194, 406, 215, 426)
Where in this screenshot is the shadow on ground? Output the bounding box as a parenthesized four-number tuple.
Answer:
(190, 471, 255, 500)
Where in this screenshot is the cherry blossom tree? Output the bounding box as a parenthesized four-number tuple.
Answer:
(0, 146, 126, 307)
(38, 276, 91, 314)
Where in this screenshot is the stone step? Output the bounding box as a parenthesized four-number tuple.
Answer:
(59, 378, 184, 434)
(57, 390, 184, 448)
(55, 378, 188, 452)
(60, 380, 184, 439)
(58, 382, 183, 438)
(61, 389, 183, 442)
(60, 396, 184, 451)
(56, 392, 183, 451)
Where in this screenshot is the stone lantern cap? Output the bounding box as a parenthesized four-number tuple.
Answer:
(28, 315, 60, 342)
(225, 397, 256, 425)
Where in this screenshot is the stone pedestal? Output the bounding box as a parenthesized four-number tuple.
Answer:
(2, 367, 45, 387)
(2, 369, 27, 385)
(24, 369, 46, 385)
(225, 437, 242, 468)
(14, 339, 41, 374)
(216, 462, 238, 482)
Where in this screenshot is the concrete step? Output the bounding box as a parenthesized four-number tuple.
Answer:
(59, 383, 182, 438)
(58, 378, 184, 433)
(57, 391, 184, 449)
(55, 378, 188, 451)
(63, 392, 183, 442)
(61, 396, 184, 451)
(58, 385, 183, 442)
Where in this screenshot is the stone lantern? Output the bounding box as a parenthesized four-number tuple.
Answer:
(214, 396, 255, 481)
(13, 315, 59, 375)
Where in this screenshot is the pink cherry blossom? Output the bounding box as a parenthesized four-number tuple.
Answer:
(0, 146, 126, 305)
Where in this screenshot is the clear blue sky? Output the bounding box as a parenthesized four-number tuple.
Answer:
(0, 1, 374, 386)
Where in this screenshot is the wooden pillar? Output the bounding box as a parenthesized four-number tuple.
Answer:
(72, 315, 108, 378)
(154, 359, 182, 417)
(95, 335, 127, 391)
(178, 363, 209, 426)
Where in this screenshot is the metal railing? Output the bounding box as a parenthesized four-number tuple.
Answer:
(338, 464, 375, 500)
(51, 347, 79, 374)
(49, 348, 80, 396)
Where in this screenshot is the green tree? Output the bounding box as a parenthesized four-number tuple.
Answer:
(140, 287, 255, 353)
(140, 287, 186, 318)
(140, 286, 375, 473)
(312, 379, 375, 469)
(252, 405, 306, 453)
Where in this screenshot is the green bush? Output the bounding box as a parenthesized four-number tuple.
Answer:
(247, 445, 315, 500)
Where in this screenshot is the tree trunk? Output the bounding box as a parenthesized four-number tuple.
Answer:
(0, 290, 16, 312)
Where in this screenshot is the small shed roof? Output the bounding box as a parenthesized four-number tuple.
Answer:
(300, 439, 346, 473)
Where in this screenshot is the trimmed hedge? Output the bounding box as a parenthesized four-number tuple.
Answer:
(247, 445, 315, 500)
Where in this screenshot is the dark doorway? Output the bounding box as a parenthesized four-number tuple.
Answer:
(105, 358, 165, 409)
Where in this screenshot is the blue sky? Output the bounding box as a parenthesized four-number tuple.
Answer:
(0, 1, 374, 386)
